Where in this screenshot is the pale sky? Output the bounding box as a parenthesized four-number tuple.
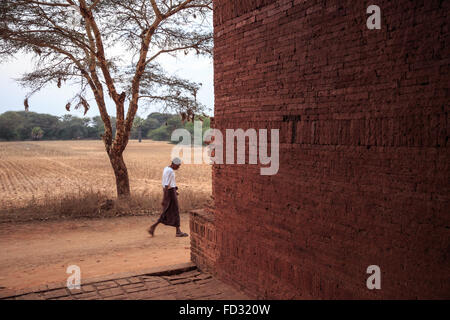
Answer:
(0, 51, 214, 119)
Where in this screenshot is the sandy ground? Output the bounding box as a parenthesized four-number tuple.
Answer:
(0, 214, 191, 290)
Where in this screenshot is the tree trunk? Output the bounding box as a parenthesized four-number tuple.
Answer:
(109, 151, 130, 198)
(138, 127, 142, 143)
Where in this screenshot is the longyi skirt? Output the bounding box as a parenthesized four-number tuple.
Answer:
(157, 188, 180, 228)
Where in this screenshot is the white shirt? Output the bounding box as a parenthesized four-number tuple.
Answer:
(162, 166, 176, 188)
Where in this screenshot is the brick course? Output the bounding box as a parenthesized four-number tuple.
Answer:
(190, 209, 218, 274)
(211, 0, 449, 299)
(0, 265, 248, 300)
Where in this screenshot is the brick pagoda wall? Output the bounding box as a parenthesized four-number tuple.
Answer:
(190, 209, 218, 274)
(212, 0, 449, 299)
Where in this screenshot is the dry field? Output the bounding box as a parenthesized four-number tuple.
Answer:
(0, 140, 212, 222)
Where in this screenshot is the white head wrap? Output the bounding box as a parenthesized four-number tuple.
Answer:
(172, 157, 182, 165)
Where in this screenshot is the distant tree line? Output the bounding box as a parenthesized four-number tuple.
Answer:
(0, 111, 210, 142)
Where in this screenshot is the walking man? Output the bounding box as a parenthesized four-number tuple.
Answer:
(148, 157, 189, 237)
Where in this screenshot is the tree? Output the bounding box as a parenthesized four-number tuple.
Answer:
(59, 114, 89, 139)
(132, 116, 145, 142)
(90, 115, 105, 138)
(0, 111, 22, 140)
(0, 110, 190, 141)
(31, 126, 44, 140)
(147, 112, 171, 125)
(0, 111, 61, 140)
(0, 0, 212, 197)
(142, 116, 160, 134)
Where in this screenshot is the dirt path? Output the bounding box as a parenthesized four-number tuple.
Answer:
(0, 214, 191, 290)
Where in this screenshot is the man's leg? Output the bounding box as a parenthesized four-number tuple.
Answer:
(148, 221, 159, 236)
(176, 226, 188, 237)
(150, 188, 168, 237)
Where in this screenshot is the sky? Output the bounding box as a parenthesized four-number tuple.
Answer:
(0, 49, 214, 119)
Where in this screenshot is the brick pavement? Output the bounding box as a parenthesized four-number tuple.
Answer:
(0, 263, 249, 300)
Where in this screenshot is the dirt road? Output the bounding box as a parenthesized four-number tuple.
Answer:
(0, 214, 190, 290)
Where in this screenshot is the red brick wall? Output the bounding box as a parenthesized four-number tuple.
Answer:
(212, 0, 449, 299)
(190, 209, 218, 274)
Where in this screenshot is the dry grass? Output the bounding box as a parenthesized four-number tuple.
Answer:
(0, 140, 212, 222)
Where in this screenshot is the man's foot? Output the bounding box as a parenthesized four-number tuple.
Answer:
(148, 226, 156, 237)
(176, 232, 188, 237)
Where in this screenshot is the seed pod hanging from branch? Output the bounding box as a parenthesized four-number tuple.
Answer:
(32, 47, 42, 55)
(186, 108, 195, 122)
(24, 98, 29, 111)
(73, 96, 90, 115)
(80, 97, 90, 115)
(180, 112, 187, 124)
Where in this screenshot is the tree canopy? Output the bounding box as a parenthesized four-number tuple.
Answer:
(0, 110, 210, 142)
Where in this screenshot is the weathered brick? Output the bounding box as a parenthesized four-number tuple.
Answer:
(98, 287, 124, 298)
(81, 284, 96, 293)
(43, 288, 69, 299)
(95, 281, 119, 290)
